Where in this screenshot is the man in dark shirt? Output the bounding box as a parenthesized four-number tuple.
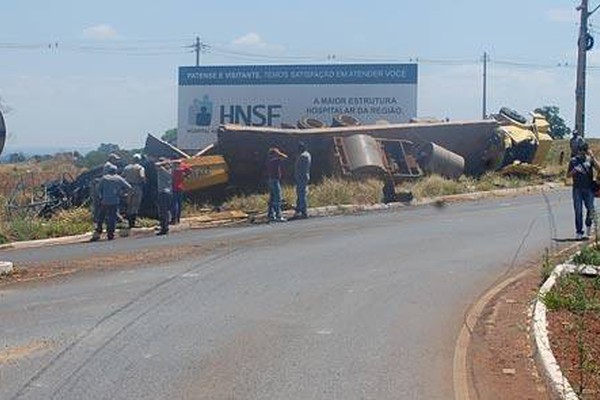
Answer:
(567, 141, 599, 239)
(265, 147, 288, 222)
(155, 158, 173, 235)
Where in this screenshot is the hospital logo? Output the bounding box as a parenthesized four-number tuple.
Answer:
(188, 95, 213, 127)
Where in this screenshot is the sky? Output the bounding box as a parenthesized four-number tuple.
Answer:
(0, 0, 596, 153)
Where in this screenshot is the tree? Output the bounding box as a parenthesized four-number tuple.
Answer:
(8, 152, 26, 163)
(161, 128, 177, 145)
(77, 143, 120, 168)
(97, 143, 120, 154)
(534, 106, 571, 139)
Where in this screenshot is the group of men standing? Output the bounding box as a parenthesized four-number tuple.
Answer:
(90, 141, 311, 241)
(91, 153, 190, 241)
(265, 141, 312, 222)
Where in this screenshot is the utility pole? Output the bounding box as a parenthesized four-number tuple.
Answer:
(195, 36, 201, 66)
(575, 0, 600, 137)
(482, 52, 488, 119)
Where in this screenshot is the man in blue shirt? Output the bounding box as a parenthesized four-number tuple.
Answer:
(292, 142, 311, 219)
(91, 164, 132, 241)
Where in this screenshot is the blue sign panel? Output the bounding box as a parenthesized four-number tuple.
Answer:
(179, 63, 418, 86)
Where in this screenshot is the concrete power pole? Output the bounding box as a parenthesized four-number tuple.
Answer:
(195, 36, 201, 66)
(575, 0, 600, 137)
(482, 52, 488, 119)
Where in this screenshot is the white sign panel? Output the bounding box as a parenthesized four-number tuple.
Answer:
(177, 63, 418, 150)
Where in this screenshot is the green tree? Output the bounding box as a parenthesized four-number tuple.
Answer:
(8, 152, 26, 163)
(534, 106, 571, 139)
(97, 143, 120, 154)
(161, 128, 177, 145)
(78, 143, 121, 168)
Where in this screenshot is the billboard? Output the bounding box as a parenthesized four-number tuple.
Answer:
(177, 63, 418, 150)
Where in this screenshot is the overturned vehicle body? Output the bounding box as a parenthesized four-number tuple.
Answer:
(18, 108, 552, 219)
(217, 108, 552, 190)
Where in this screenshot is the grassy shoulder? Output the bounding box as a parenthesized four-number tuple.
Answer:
(542, 244, 600, 398)
(224, 170, 550, 213)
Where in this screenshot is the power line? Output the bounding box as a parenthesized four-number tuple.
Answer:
(0, 37, 599, 71)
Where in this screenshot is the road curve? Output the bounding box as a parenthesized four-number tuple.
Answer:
(0, 190, 573, 399)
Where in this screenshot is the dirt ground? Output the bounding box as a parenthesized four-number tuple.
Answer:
(547, 293, 600, 399)
(467, 265, 550, 400)
(0, 240, 229, 288)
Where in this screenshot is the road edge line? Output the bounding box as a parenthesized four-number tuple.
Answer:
(452, 268, 531, 400)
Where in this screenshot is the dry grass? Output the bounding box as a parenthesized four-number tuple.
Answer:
(0, 158, 85, 197)
(224, 177, 384, 213)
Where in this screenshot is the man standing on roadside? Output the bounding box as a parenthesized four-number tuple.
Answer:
(156, 158, 173, 235)
(292, 141, 311, 219)
(266, 147, 288, 222)
(91, 164, 132, 241)
(171, 159, 191, 225)
(567, 141, 600, 240)
(121, 153, 146, 228)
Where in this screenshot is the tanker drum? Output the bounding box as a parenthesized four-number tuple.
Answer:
(340, 134, 387, 176)
(417, 142, 465, 180)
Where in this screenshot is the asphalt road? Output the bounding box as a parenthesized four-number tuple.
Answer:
(0, 189, 574, 399)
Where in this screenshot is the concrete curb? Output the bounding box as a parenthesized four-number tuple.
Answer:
(0, 182, 562, 253)
(275, 182, 559, 223)
(0, 261, 14, 275)
(532, 260, 600, 399)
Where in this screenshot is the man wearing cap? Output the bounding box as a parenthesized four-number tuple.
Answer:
(107, 153, 125, 173)
(292, 141, 311, 219)
(121, 153, 146, 228)
(155, 157, 173, 235)
(91, 163, 132, 241)
(265, 147, 288, 222)
(567, 141, 600, 239)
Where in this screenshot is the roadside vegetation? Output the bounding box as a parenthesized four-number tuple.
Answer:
(542, 245, 600, 398)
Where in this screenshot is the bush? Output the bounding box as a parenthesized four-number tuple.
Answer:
(574, 246, 600, 266)
(2, 207, 93, 242)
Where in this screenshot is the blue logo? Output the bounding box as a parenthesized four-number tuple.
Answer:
(188, 95, 213, 127)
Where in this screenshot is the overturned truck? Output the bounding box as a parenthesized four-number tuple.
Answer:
(216, 109, 552, 190)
